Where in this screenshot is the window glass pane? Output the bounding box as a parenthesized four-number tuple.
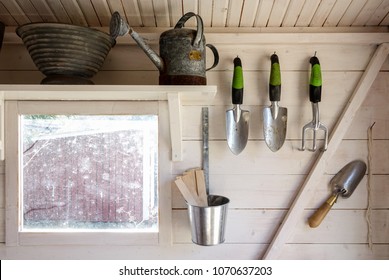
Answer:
(21, 115, 158, 232)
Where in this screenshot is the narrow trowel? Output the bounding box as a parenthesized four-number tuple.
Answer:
(226, 57, 249, 155)
(263, 53, 287, 152)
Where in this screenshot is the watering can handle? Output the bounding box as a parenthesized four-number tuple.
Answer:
(206, 44, 219, 71)
(174, 12, 203, 48)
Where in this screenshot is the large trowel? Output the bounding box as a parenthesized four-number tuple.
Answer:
(308, 160, 367, 228)
(226, 57, 249, 155)
(263, 53, 287, 152)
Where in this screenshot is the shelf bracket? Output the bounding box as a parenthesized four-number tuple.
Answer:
(167, 92, 183, 162)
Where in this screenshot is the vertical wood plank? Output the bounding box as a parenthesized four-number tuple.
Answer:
(30, 0, 58, 22)
(45, 0, 71, 23)
(295, 0, 321, 27)
(323, 0, 352, 27)
(60, 0, 87, 26)
(121, 0, 143, 27)
(77, 0, 101, 26)
(11, 0, 42, 22)
(309, 0, 337, 27)
(268, 0, 290, 27)
(1, 0, 31, 24)
(138, 0, 156, 27)
(254, 0, 274, 27)
(90, 0, 111, 26)
(153, 0, 170, 27)
(198, 0, 212, 26)
(238, 0, 257, 27)
(168, 0, 183, 27)
(182, 0, 198, 27)
(0, 3, 18, 25)
(168, 93, 182, 162)
(212, 0, 229, 27)
(281, 0, 306, 27)
(365, 0, 389, 26)
(352, 0, 384, 26)
(338, 0, 367, 26)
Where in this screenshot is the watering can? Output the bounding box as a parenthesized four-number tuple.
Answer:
(110, 12, 219, 85)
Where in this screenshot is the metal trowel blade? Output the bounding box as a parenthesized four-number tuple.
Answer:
(330, 160, 367, 198)
(226, 107, 249, 155)
(263, 106, 287, 152)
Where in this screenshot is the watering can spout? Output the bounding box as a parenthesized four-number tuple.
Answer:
(110, 11, 164, 72)
(128, 28, 164, 72)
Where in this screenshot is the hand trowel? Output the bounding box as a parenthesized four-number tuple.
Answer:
(308, 160, 367, 228)
(226, 57, 249, 155)
(263, 53, 287, 152)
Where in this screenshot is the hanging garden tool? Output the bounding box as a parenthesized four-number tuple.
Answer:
(226, 57, 249, 155)
(301, 54, 328, 151)
(308, 160, 366, 228)
(263, 53, 287, 152)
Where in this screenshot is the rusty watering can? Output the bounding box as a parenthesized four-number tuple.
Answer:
(110, 12, 219, 85)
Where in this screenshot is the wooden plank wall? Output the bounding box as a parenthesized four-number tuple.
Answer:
(0, 32, 388, 259)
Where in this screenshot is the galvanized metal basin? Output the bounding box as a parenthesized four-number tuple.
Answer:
(16, 23, 115, 84)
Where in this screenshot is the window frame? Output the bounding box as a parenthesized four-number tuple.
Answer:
(5, 100, 172, 246)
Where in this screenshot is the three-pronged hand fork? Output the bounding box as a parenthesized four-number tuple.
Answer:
(301, 54, 328, 152)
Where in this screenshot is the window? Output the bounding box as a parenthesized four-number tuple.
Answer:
(6, 100, 167, 246)
(21, 115, 158, 232)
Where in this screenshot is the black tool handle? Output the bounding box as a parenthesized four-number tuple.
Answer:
(232, 57, 243, 105)
(309, 56, 322, 103)
(269, 53, 281, 102)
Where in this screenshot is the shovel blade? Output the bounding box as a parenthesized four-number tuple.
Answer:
(226, 108, 249, 155)
(263, 106, 287, 152)
(330, 160, 367, 197)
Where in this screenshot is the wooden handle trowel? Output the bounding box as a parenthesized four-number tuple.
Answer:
(308, 160, 367, 228)
(226, 57, 249, 155)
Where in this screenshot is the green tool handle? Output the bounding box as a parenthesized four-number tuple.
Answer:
(269, 53, 281, 102)
(232, 57, 244, 105)
(309, 56, 322, 103)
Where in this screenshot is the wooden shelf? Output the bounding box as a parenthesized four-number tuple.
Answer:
(0, 85, 217, 161)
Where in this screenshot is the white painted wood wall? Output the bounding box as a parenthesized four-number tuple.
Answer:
(0, 31, 388, 259)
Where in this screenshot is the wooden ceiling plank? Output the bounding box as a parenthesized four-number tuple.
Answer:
(338, 0, 367, 26)
(268, 0, 291, 27)
(352, 0, 384, 26)
(323, 0, 352, 27)
(59, 0, 87, 26)
(379, 7, 389, 25)
(30, 0, 57, 22)
(168, 0, 183, 27)
(90, 0, 111, 26)
(138, 0, 156, 27)
(77, 0, 100, 26)
(182, 0, 198, 27)
(120, 0, 142, 27)
(0, 2, 18, 25)
(0, 0, 31, 24)
(45, 0, 71, 23)
(198, 0, 212, 27)
(309, 0, 337, 27)
(281, 0, 306, 27)
(212, 0, 229, 27)
(15, 0, 42, 22)
(254, 0, 274, 27)
(295, 0, 321, 27)
(238, 0, 257, 27)
(365, 0, 389, 26)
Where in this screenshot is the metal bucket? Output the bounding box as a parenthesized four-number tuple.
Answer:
(187, 195, 229, 246)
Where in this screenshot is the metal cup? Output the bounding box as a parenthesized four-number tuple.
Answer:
(187, 195, 229, 246)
